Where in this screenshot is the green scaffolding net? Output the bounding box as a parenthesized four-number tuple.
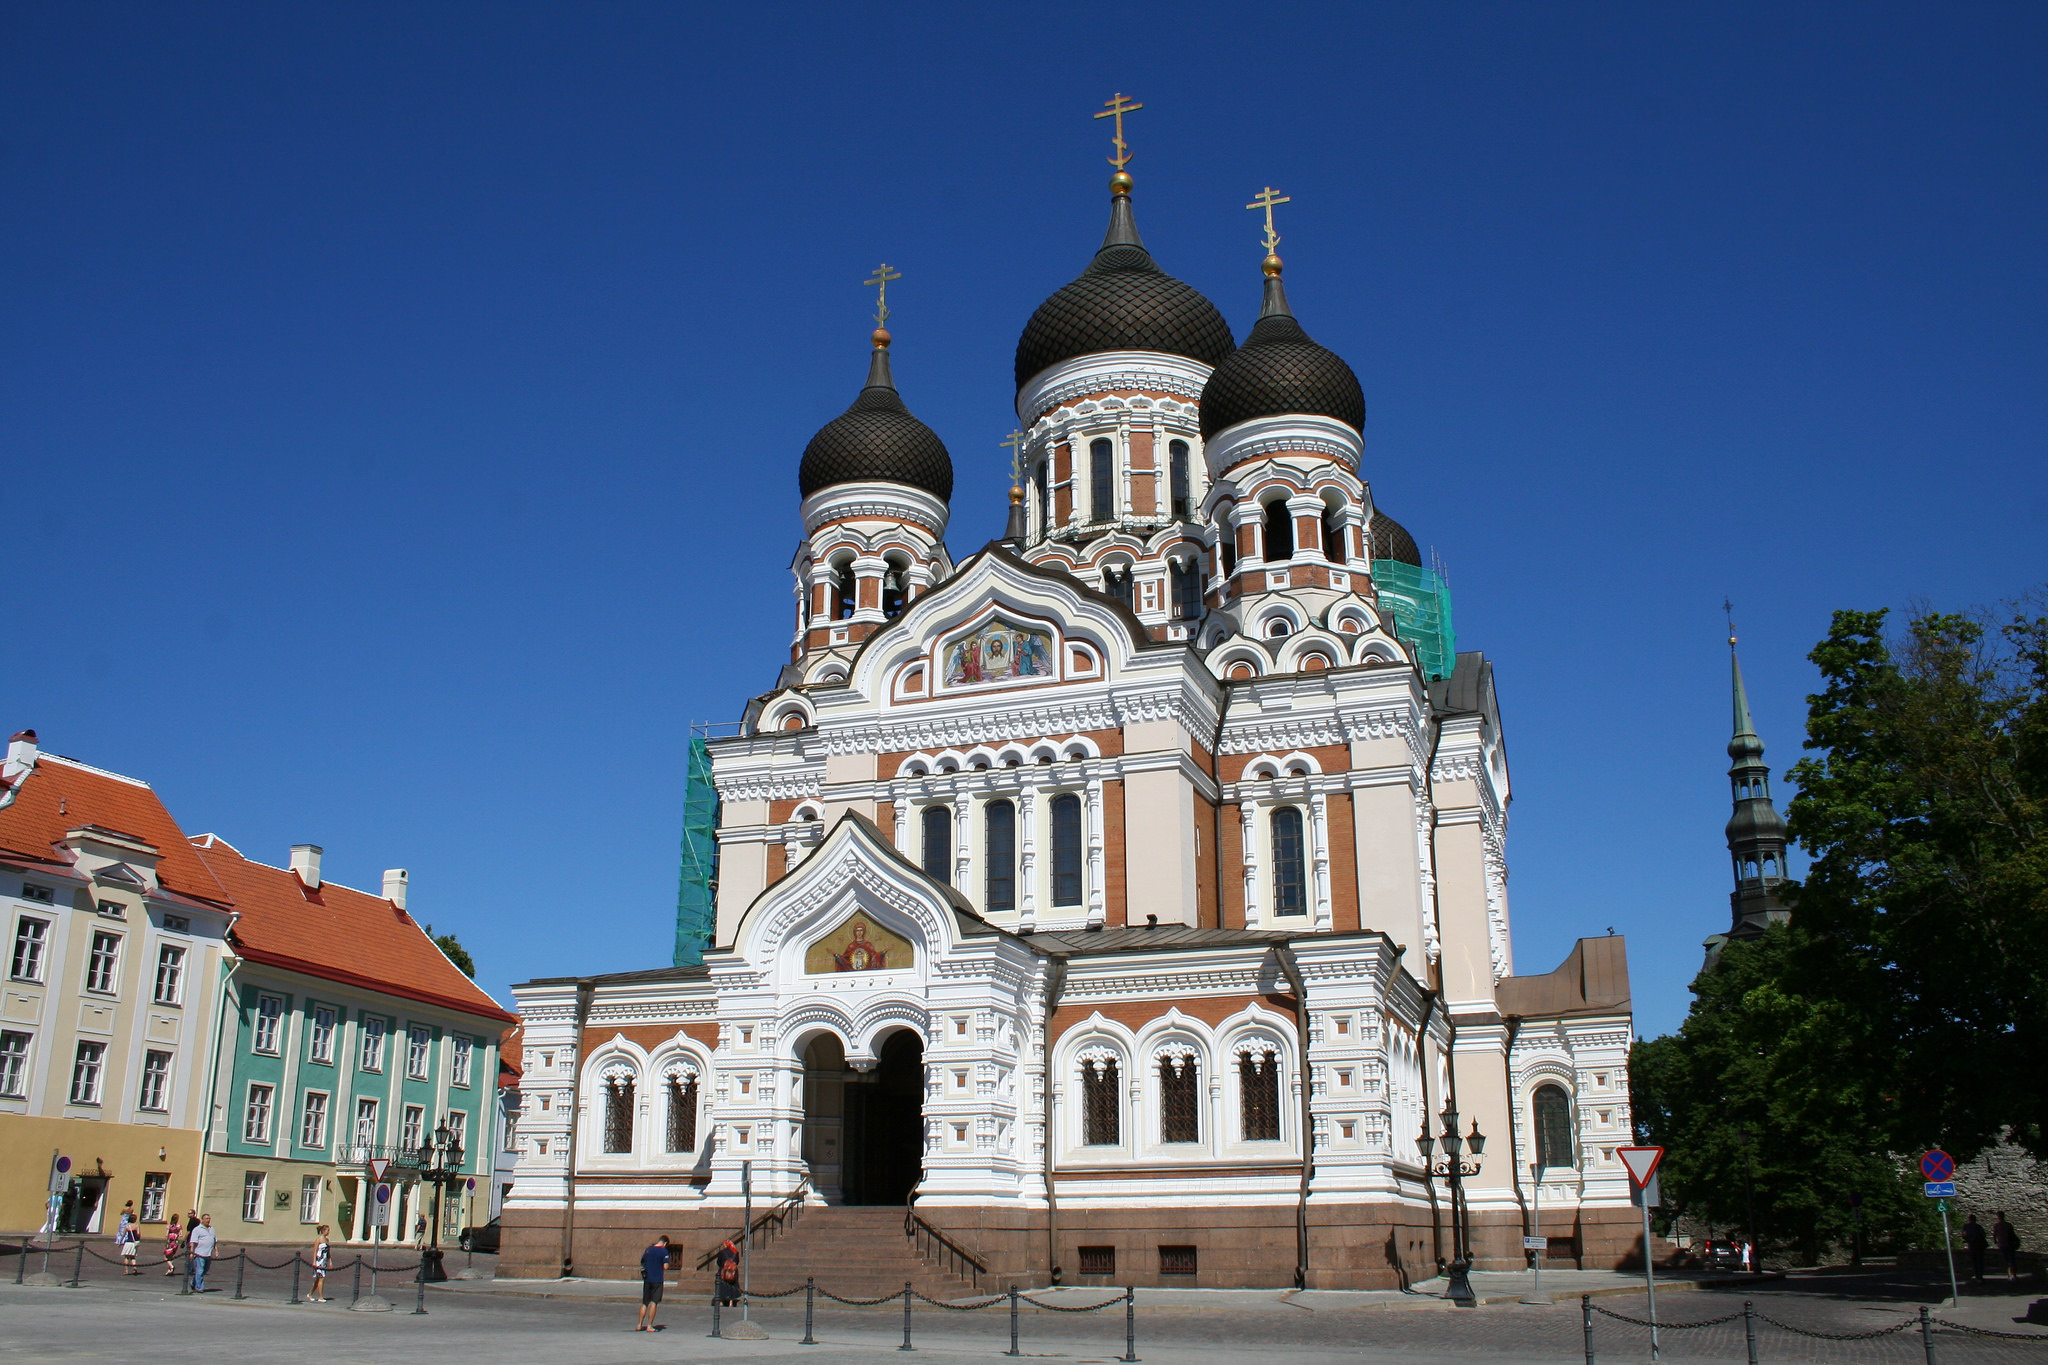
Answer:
(674, 736, 719, 966)
(1371, 559, 1457, 682)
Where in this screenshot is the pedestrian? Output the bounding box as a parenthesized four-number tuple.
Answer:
(1963, 1213, 1989, 1282)
(162, 1214, 183, 1276)
(637, 1235, 671, 1331)
(713, 1238, 741, 1305)
(116, 1204, 139, 1274)
(310, 1225, 332, 1302)
(188, 1213, 218, 1292)
(1739, 1240, 1753, 1273)
(413, 1213, 427, 1250)
(1992, 1212, 2021, 1282)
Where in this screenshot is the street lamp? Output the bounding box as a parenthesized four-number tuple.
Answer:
(415, 1119, 467, 1283)
(1419, 1108, 1487, 1305)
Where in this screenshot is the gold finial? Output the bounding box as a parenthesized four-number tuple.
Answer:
(1247, 185, 1291, 274)
(864, 262, 902, 343)
(1095, 92, 1143, 173)
(1001, 429, 1027, 488)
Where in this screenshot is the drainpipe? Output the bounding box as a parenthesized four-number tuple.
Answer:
(560, 978, 594, 1277)
(1416, 988, 1443, 1275)
(1502, 1015, 1530, 1259)
(1274, 942, 1315, 1289)
(1040, 955, 1067, 1285)
(200, 921, 241, 1219)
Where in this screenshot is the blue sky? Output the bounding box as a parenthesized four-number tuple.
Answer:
(4, 3, 2042, 1040)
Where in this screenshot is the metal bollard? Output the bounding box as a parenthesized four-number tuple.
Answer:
(1007, 1286, 1020, 1357)
(351, 1257, 361, 1306)
(290, 1253, 301, 1304)
(412, 1257, 427, 1315)
(1743, 1300, 1757, 1365)
(710, 1293, 722, 1338)
(901, 1280, 914, 1351)
(15, 1238, 26, 1285)
(234, 1250, 246, 1300)
(1121, 1285, 1139, 1362)
(72, 1241, 85, 1287)
(1582, 1294, 1595, 1365)
(1921, 1305, 1937, 1365)
(180, 1249, 192, 1296)
(801, 1276, 815, 1345)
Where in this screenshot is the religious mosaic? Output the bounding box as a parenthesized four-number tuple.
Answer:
(943, 620, 1053, 688)
(803, 913, 914, 975)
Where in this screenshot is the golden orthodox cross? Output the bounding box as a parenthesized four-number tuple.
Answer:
(864, 262, 901, 328)
(1095, 92, 1143, 169)
(1246, 186, 1291, 254)
(1001, 429, 1027, 485)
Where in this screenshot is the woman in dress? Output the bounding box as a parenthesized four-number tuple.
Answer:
(309, 1225, 331, 1302)
(162, 1213, 182, 1276)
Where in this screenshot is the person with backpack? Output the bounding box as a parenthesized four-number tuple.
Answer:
(713, 1238, 741, 1306)
(115, 1203, 139, 1274)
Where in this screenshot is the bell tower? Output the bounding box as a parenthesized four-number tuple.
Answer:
(1723, 617, 1791, 942)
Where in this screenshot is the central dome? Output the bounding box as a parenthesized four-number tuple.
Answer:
(1014, 190, 1234, 392)
(798, 343, 953, 501)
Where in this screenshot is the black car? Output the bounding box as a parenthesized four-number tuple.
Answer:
(1697, 1239, 1743, 1271)
(458, 1218, 501, 1254)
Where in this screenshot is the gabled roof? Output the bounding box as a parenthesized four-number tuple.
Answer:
(498, 1025, 523, 1083)
(188, 835, 515, 1025)
(0, 754, 229, 906)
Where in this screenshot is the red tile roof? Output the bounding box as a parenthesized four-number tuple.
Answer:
(189, 836, 515, 1025)
(498, 1024, 523, 1083)
(0, 754, 230, 906)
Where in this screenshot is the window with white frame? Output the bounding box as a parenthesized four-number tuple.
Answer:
(241, 1170, 266, 1222)
(1532, 1084, 1575, 1171)
(253, 993, 285, 1053)
(299, 1174, 321, 1223)
(1270, 807, 1308, 916)
(401, 1103, 424, 1151)
(451, 1035, 473, 1087)
(1079, 1052, 1120, 1145)
(984, 799, 1016, 913)
(1237, 1042, 1282, 1141)
(406, 1024, 431, 1080)
(18, 882, 53, 904)
(359, 1016, 386, 1071)
(10, 915, 49, 981)
(153, 943, 185, 1005)
(1049, 793, 1084, 907)
(1158, 1050, 1200, 1144)
(665, 1069, 698, 1152)
(300, 1091, 329, 1150)
(446, 1109, 466, 1156)
(0, 1030, 29, 1098)
(354, 1097, 379, 1148)
(70, 1040, 106, 1104)
(85, 930, 121, 993)
(245, 1083, 275, 1142)
(140, 1172, 168, 1222)
(139, 1049, 173, 1112)
(602, 1066, 634, 1154)
(309, 1005, 336, 1064)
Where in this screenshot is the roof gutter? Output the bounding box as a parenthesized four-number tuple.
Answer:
(1273, 941, 1314, 1289)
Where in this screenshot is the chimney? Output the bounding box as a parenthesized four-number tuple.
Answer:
(290, 844, 323, 890)
(3, 730, 38, 783)
(382, 869, 409, 910)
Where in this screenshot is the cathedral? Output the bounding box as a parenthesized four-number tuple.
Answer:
(502, 112, 1638, 1290)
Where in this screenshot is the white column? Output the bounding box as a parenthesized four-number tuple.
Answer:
(954, 791, 972, 894)
(1084, 777, 1106, 927)
(1241, 799, 1261, 927)
(1019, 787, 1039, 929)
(893, 795, 911, 858)
(1310, 792, 1332, 930)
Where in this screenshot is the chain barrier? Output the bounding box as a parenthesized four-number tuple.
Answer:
(711, 1277, 1133, 1358)
(737, 1283, 810, 1300)
(910, 1288, 1007, 1310)
(814, 1285, 909, 1306)
(1751, 1309, 1921, 1340)
(1591, 1303, 1745, 1329)
(1933, 1317, 2048, 1342)
(1018, 1292, 1125, 1312)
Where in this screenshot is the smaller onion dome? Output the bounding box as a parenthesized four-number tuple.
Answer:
(797, 337, 953, 501)
(1365, 511, 1422, 567)
(1198, 266, 1364, 440)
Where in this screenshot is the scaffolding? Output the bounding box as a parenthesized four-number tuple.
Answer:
(674, 735, 719, 966)
(1371, 558, 1457, 682)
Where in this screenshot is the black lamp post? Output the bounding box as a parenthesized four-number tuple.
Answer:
(415, 1119, 467, 1283)
(1420, 1108, 1488, 1305)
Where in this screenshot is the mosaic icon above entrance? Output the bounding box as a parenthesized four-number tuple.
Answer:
(804, 912, 914, 974)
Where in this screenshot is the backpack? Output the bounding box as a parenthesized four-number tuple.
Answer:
(719, 1255, 739, 1283)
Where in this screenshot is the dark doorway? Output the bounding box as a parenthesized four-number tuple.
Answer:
(59, 1176, 107, 1233)
(841, 1030, 924, 1206)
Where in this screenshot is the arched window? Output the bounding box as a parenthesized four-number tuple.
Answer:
(1159, 1054, 1200, 1143)
(921, 806, 952, 882)
(1220, 512, 1239, 576)
(1090, 439, 1115, 521)
(1263, 499, 1293, 562)
(984, 799, 1016, 913)
(1323, 504, 1346, 563)
(602, 1074, 634, 1154)
(1104, 565, 1133, 610)
(1171, 560, 1202, 619)
(665, 1074, 698, 1152)
(1049, 793, 1083, 907)
(1035, 463, 1050, 533)
(1532, 1084, 1574, 1171)
(1271, 807, 1307, 916)
(1239, 1048, 1281, 1141)
(832, 563, 857, 621)
(1169, 440, 1191, 518)
(1081, 1057, 1120, 1145)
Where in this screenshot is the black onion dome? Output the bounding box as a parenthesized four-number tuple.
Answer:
(1014, 192, 1235, 391)
(1366, 511, 1422, 566)
(1199, 274, 1365, 440)
(797, 344, 953, 501)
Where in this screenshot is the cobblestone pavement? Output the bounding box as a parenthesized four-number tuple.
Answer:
(3, 1264, 2046, 1364)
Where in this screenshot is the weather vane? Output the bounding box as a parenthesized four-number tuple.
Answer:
(1725, 597, 1737, 648)
(1095, 92, 1143, 170)
(1247, 185, 1291, 258)
(864, 262, 901, 331)
(1001, 429, 1027, 486)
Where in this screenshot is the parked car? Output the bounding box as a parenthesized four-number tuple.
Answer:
(1697, 1239, 1743, 1271)
(458, 1218, 501, 1254)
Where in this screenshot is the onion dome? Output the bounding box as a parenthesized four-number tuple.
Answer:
(798, 335, 953, 501)
(1198, 265, 1364, 440)
(1014, 177, 1235, 391)
(1365, 510, 1422, 567)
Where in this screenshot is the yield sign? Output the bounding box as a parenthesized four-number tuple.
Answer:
(366, 1157, 390, 1184)
(1618, 1146, 1665, 1187)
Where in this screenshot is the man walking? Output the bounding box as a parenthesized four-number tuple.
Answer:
(1962, 1213, 1989, 1282)
(1993, 1212, 2021, 1281)
(637, 1235, 671, 1331)
(187, 1214, 218, 1292)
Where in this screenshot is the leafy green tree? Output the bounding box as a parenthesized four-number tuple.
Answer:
(1784, 599, 2047, 1156)
(424, 925, 476, 978)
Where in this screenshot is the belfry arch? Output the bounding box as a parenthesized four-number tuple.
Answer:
(801, 1028, 925, 1206)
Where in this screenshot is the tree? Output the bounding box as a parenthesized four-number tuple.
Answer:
(1784, 599, 2047, 1156)
(424, 924, 476, 978)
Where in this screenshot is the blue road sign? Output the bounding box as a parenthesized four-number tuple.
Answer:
(1924, 1180, 1956, 1198)
(1921, 1150, 1955, 1182)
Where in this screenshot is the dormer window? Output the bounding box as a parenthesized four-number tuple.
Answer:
(19, 884, 52, 905)
(96, 900, 125, 918)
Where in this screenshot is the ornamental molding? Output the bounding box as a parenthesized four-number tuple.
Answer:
(1429, 753, 1484, 785)
(1203, 414, 1364, 479)
(801, 482, 950, 538)
(1017, 351, 1216, 426)
(821, 682, 1220, 757)
(716, 769, 825, 805)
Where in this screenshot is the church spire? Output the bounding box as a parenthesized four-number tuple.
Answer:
(1720, 608, 1790, 945)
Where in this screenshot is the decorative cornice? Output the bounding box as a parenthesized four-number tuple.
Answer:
(800, 481, 950, 538)
(1017, 351, 1215, 427)
(1203, 413, 1363, 479)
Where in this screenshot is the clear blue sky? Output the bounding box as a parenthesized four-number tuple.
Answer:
(5, 3, 2042, 1039)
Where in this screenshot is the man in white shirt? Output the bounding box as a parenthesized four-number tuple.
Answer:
(187, 1214, 218, 1292)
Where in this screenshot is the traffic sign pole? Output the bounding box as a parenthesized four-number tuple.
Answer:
(1921, 1152, 1961, 1307)
(1939, 1200, 1960, 1308)
(1618, 1148, 1666, 1362)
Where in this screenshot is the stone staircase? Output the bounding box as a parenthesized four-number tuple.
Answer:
(706, 1205, 983, 1301)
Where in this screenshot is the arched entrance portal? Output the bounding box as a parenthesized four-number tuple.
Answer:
(802, 1030, 924, 1206)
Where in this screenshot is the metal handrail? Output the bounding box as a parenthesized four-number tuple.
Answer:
(904, 1197, 987, 1289)
(694, 1174, 810, 1271)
